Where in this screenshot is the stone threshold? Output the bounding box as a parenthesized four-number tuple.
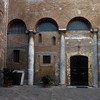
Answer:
(67, 86, 93, 88)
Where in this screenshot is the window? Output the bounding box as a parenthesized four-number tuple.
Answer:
(13, 50, 20, 63)
(37, 22, 58, 32)
(8, 19, 26, 34)
(38, 34, 42, 43)
(43, 55, 51, 64)
(36, 18, 58, 32)
(52, 36, 56, 45)
(67, 17, 91, 31)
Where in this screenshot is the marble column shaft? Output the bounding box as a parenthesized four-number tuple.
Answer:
(28, 33, 34, 85)
(93, 30, 98, 87)
(60, 33, 66, 85)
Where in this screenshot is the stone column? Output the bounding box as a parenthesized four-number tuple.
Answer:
(28, 30, 35, 85)
(59, 29, 66, 85)
(91, 28, 99, 87)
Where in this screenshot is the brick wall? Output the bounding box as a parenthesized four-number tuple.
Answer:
(6, 0, 100, 85)
(0, 0, 7, 70)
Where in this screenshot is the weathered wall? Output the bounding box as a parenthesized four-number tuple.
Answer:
(6, 0, 100, 85)
(8, 0, 100, 29)
(7, 34, 28, 82)
(34, 32, 60, 84)
(0, 0, 8, 70)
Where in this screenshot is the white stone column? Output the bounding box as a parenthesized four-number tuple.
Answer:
(59, 29, 66, 85)
(28, 31, 35, 85)
(91, 28, 99, 87)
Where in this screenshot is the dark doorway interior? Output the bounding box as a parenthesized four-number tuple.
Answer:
(70, 55, 88, 86)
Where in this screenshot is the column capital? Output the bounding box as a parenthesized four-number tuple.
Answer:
(26, 30, 36, 35)
(59, 28, 66, 34)
(90, 28, 99, 33)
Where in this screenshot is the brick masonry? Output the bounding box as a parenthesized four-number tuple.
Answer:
(0, 0, 7, 70)
(1, 0, 100, 85)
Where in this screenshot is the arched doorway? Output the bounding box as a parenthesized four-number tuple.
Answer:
(70, 55, 88, 86)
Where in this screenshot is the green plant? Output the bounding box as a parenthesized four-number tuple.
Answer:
(41, 75, 52, 86)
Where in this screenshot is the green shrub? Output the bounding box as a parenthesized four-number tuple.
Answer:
(41, 75, 52, 85)
(3, 68, 13, 81)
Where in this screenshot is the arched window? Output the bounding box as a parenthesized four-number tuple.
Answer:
(67, 17, 91, 31)
(52, 36, 56, 45)
(8, 19, 26, 34)
(36, 18, 58, 32)
(38, 34, 42, 43)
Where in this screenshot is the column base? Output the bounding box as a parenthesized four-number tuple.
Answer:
(59, 83, 66, 87)
(93, 85, 98, 88)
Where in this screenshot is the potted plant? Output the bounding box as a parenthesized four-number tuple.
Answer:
(3, 68, 13, 87)
(41, 75, 52, 87)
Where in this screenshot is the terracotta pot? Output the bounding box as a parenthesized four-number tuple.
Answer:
(4, 80, 13, 87)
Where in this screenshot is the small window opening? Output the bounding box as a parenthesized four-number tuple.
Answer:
(52, 36, 56, 45)
(13, 50, 20, 63)
(38, 34, 42, 43)
(43, 55, 51, 64)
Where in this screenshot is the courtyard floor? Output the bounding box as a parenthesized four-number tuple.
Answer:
(0, 85, 100, 100)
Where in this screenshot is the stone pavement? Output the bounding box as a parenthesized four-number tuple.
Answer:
(0, 85, 100, 100)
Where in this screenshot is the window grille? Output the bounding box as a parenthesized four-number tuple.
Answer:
(43, 55, 51, 64)
(8, 20, 26, 34)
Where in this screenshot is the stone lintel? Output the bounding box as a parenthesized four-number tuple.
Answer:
(59, 28, 66, 33)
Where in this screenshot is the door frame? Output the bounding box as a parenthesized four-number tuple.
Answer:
(70, 55, 88, 86)
(66, 53, 93, 86)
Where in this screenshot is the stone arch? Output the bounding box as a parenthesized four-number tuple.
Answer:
(7, 19, 27, 34)
(35, 17, 58, 32)
(67, 17, 92, 31)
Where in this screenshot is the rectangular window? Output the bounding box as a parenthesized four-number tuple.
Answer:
(13, 50, 20, 63)
(43, 55, 51, 64)
(38, 34, 42, 43)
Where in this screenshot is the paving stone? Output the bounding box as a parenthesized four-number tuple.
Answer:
(0, 85, 100, 100)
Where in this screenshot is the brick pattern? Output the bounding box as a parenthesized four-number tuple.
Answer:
(0, 0, 7, 69)
(1, 0, 100, 85)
